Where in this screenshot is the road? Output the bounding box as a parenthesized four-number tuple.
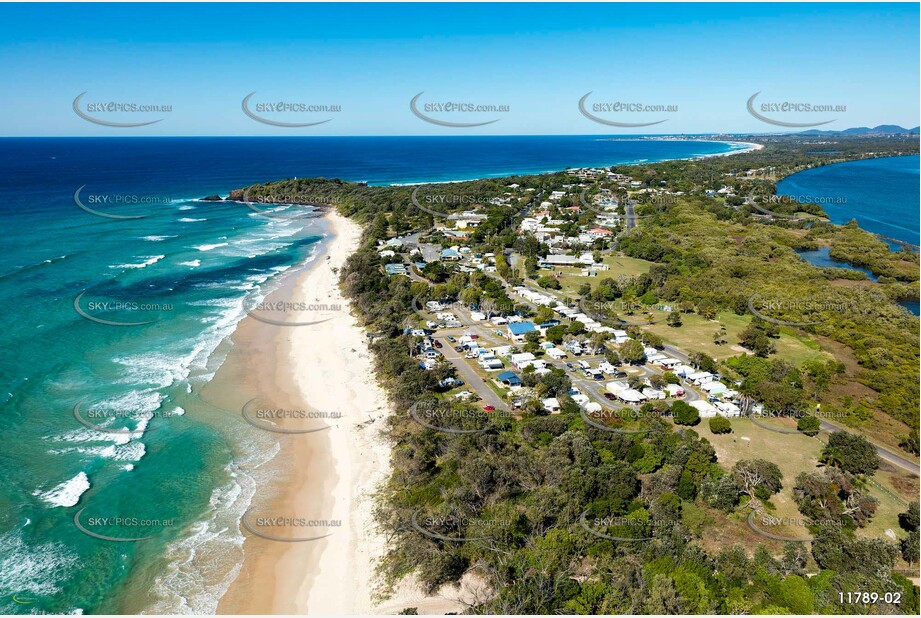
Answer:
(436, 336, 509, 412)
(624, 201, 637, 230)
(819, 419, 919, 476)
(426, 242, 921, 478)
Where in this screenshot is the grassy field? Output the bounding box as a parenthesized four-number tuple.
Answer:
(553, 254, 655, 294)
(643, 310, 831, 367)
(687, 417, 908, 546)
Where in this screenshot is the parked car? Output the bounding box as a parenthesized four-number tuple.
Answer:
(483, 405, 496, 412)
(565, 362, 575, 371)
(454, 345, 464, 352)
(604, 392, 617, 401)
(433, 340, 443, 348)
(446, 336, 457, 343)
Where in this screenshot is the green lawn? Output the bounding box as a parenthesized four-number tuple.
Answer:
(553, 255, 655, 294)
(643, 310, 830, 367)
(688, 417, 906, 545)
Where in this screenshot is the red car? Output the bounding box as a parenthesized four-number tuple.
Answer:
(604, 392, 616, 401)
(483, 405, 496, 412)
(433, 340, 443, 348)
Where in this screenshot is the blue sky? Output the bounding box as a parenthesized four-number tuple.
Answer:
(0, 2, 917, 136)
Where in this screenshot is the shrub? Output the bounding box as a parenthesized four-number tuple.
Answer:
(672, 400, 700, 426)
(709, 415, 732, 434)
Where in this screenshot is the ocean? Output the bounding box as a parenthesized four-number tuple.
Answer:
(0, 135, 750, 614)
(777, 154, 920, 247)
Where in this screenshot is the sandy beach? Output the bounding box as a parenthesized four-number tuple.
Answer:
(216, 211, 391, 614)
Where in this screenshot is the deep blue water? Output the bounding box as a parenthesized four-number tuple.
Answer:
(0, 136, 746, 195)
(777, 155, 920, 247)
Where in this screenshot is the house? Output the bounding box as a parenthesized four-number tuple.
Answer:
(586, 228, 613, 239)
(675, 364, 696, 377)
(449, 212, 489, 228)
(441, 248, 461, 261)
(598, 361, 618, 375)
(690, 400, 719, 418)
(612, 330, 630, 345)
(658, 357, 681, 369)
(539, 255, 579, 268)
(606, 381, 629, 394)
(542, 397, 561, 413)
(510, 352, 536, 369)
(507, 321, 538, 343)
(642, 387, 666, 400)
(688, 371, 714, 385)
(715, 401, 741, 417)
(571, 393, 591, 407)
(384, 263, 408, 276)
(497, 371, 522, 386)
(470, 311, 486, 321)
(664, 384, 685, 398)
(547, 347, 568, 360)
(549, 190, 567, 200)
(701, 381, 727, 397)
(480, 358, 504, 370)
(617, 389, 647, 404)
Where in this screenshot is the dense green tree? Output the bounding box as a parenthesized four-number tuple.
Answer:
(709, 415, 732, 434)
(671, 400, 700, 426)
(821, 431, 880, 476)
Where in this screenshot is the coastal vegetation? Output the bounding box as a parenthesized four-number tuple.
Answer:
(239, 134, 919, 614)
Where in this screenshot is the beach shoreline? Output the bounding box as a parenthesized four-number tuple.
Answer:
(215, 210, 392, 615)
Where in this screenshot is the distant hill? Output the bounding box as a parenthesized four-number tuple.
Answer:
(799, 125, 920, 136)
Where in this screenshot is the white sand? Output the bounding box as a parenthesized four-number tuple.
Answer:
(284, 211, 392, 614)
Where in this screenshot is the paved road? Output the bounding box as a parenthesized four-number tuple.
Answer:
(625, 201, 637, 230)
(436, 336, 509, 412)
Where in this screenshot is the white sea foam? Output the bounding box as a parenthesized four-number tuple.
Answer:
(109, 255, 165, 270)
(51, 441, 146, 463)
(143, 440, 280, 614)
(141, 235, 176, 242)
(34, 472, 90, 508)
(179, 260, 201, 267)
(0, 529, 81, 597)
(194, 243, 228, 252)
(179, 217, 205, 223)
(178, 205, 196, 211)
